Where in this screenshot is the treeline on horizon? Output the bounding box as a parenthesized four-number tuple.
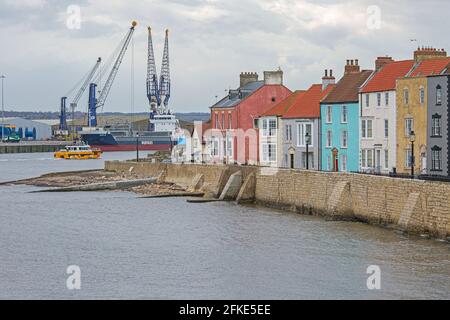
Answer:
(1, 111, 210, 122)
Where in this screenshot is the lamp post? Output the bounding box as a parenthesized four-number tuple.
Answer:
(305, 132, 311, 170)
(1, 75, 5, 142)
(410, 130, 416, 177)
(136, 132, 140, 162)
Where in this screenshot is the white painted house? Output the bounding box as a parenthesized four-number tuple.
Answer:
(359, 58, 415, 174)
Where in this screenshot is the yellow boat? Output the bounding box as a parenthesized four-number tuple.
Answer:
(54, 145, 102, 160)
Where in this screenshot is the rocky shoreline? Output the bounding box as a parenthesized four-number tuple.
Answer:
(7, 170, 191, 197)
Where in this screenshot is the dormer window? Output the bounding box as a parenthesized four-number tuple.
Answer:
(436, 85, 442, 105)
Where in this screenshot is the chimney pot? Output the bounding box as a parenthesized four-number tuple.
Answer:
(325, 69, 328, 77)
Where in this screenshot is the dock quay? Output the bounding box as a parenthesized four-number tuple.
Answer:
(0, 141, 69, 154)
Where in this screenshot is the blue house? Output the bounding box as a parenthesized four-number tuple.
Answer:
(320, 60, 373, 172)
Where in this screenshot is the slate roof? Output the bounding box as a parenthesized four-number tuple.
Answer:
(211, 81, 265, 109)
(321, 70, 373, 104)
(361, 60, 415, 93)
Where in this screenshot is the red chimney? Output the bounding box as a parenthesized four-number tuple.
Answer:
(345, 59, 361, 74)
(375, 56, 394, 71)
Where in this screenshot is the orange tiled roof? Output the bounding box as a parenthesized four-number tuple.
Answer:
(409, 57, 450, 77)
(283, 84, 335, 119)
(361, 60, 415, 93)
(261, 90, 306, 117)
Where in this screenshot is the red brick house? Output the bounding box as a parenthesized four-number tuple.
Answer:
(209, 70, 292, 164)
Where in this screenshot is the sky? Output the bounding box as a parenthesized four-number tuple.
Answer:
(0, 0, 449, 114)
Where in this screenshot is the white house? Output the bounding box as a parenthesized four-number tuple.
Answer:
(359, 57, 415, 174)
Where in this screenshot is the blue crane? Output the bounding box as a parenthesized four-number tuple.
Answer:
(88, 21, 137, 127)
(59, 57, 102, 132)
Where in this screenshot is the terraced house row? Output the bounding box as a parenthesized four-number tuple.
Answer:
(198, 47, 450, 176)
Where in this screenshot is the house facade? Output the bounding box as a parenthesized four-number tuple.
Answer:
(359, 58, 415, 174)
(427, 75, 450, 175)
(258, 91, 304, 167)
(281, 77, 335, 170)
(320, 60, 373, 172)
(210, 70, 292, 165)
(396, 47, 450, 175)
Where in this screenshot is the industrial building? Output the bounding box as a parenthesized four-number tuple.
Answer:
(0, 117, 53, 140)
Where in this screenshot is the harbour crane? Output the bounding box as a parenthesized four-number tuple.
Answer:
(159, 29, 171, 113)
(88, 21, 137, 127)
(59, 57, 102, 133)
(147, 26, 160, 111)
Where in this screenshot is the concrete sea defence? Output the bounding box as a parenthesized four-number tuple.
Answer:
(105, 161, 450, 239)
(0, 141, 68, 154)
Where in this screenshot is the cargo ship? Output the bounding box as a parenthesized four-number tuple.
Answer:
(80, 114, 179, 152)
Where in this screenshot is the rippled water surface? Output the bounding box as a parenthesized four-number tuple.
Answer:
(0, 152, 449, 299)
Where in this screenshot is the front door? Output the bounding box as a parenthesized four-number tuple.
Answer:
(290, 154, 295, 169)
(376, 150, 381, 173)
(332, 148, 339, 172)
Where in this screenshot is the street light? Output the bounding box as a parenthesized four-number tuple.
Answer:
(305, 132, 311, 170)
(136, 132, 140, 162)
(410, 130, 416, 177)
(1, 75, 5, 142)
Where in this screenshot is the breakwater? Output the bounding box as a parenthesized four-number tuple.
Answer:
(105, 161, 450, 239)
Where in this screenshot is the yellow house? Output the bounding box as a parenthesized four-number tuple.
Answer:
(396, 77, 428, 174)
(396, 47, 450, 175)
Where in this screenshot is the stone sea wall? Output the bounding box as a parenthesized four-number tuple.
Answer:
(105, 161, 450, 238)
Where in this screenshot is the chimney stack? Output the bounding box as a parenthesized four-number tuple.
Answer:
(240, 72, 259, 87)
(345, 59, 361, 74)
(264, 69, 283, 85)
(414, 46, 447, 62)
(375, 56, 394, 71)
(322, 69, 336, 90)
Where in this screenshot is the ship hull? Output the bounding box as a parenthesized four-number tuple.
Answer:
(90, 144, 172, 152)
(81, 132, 173, 152)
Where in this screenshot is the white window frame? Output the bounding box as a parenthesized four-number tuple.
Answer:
(436, 86, 442, 105)
(361, 149, 374, 169)
(341, 154, 347, 172)
(326, 129, 332, 148)
(384, 119, 389, 138)
(405, 118, 414, 137)
(384, 149, 389, 170)
(361, 119, 373, 139)
(262, 143, 277, 163)
(262, 118, 277, 137)
(297, 122, 313, 147)
(341, 105, 348, 123)
(431, 148, 442, 171)
(326, 106, 332, 123)
(432, 116, 442, 137)
(419, 87, 425, 105)
(405, 149, 412, 168)
(341, 130, 348, 149)
(365, 94, 370, 107)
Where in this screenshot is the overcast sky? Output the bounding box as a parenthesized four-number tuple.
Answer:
(0, 0, 448, 114)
